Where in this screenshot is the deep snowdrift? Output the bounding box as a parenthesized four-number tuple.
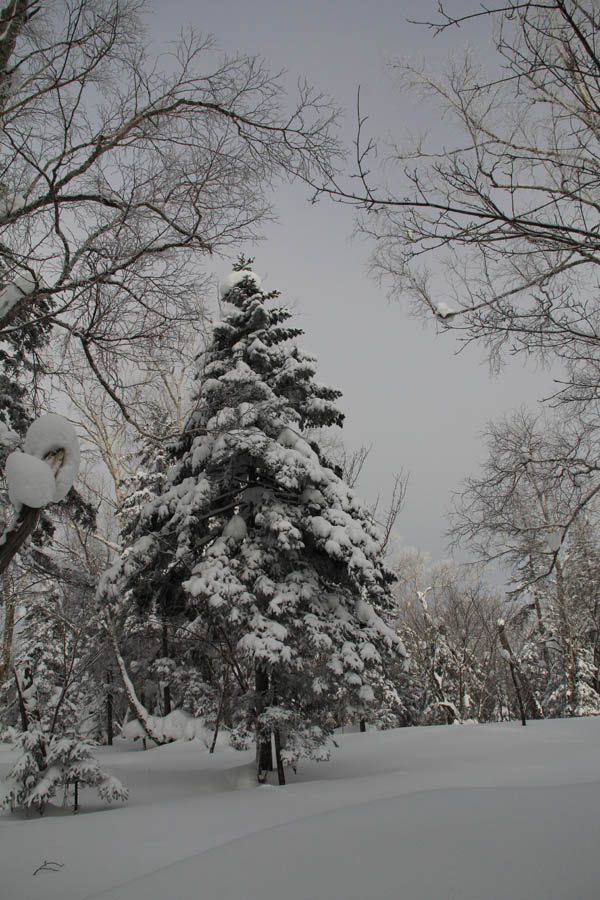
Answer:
(1, 717, 599, 899)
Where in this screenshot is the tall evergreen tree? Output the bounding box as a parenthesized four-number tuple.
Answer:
(100, 262, 405, 779)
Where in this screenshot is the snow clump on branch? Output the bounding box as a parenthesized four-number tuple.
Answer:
(434, 302, 457, 320)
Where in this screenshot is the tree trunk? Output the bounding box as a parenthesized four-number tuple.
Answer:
(498, 622, 543, 724)
(161, 619, 172, 715)
(222, 665, 233, 728)
(508, 660, 527, 727)
(0, 573, 17, 687)
(106, 668, 113, 746)
(104, 616, 167, 745)
(210, 667, 229, 754)
(14, 664, 47, 765)
(255, 664, 272, 779)
(0, 0, 34, 116)
(555, 560, 577, 715)
(274, 728, 286, 786)
(533, 594, 552, 677)
(0, 505, 41, 577)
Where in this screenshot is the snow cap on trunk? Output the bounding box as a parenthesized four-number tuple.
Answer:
(5, 451, 57, 508)
(24, 414, 80, 501)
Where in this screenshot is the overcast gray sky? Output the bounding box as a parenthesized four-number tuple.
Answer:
(147, 0, 558, 563)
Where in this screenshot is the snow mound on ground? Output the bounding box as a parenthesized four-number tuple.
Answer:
(5, 451, 56, 508)
(24, 414, 80, 501)
(219, 270, 262, 299)
(122, 710, 213, 745)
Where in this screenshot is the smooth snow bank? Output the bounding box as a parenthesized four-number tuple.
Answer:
(96, 783, 600, 900)
(2, 717, 600, 900)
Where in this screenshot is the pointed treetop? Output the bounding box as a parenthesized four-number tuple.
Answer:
(233, 254, 255, 271)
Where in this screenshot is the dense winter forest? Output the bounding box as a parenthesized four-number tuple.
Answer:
(3, 0, 600, 824)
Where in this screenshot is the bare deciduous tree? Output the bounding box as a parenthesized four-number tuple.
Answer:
(450, 408, 600, 715)
(316, 1, 600, 405)
(393, 550, 511, 723)
(0, 0, 340, 402)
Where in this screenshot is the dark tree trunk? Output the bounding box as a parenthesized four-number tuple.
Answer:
(255, 664, 272, 779)
(0, 0, 36, 116)
(14, 664, 46, 765)
(0, 574, 16, 688)
(14, 667, 29, 732)
(0, 505, 41, 577)
(509, 661, 527, 727)
(274, 728, 286, 786)
(498, 622, 542, 725)
(210, 667, 229, 754)
(106, 668, 113, 746)
(161, 620, 172, 715)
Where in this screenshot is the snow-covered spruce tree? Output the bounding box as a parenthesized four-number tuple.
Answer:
(100, 263, 405, 780)
(1, 643, 128, 814)
(104, 421, 223, 744)
(2, 726, 128, 814)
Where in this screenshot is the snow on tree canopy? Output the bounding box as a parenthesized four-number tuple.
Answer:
(101, 265, 406, 769)
(24, 414, 80, 501)
(224, 514, 248, 540)
(5, 451, 57, 508)
(219, 269, 262, 300)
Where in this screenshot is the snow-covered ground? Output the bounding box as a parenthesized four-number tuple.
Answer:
(2, 717, 599, 899)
